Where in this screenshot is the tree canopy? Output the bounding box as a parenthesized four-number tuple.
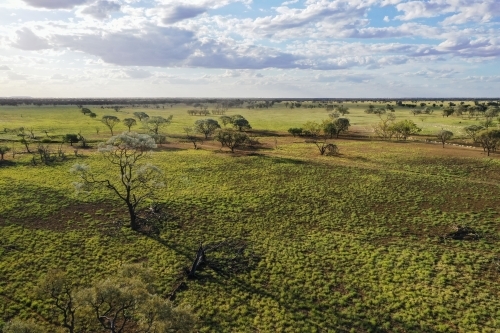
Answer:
(101, 115, 120, 136)
(71, 132, 164, 230)
(194, 119, 221, 139)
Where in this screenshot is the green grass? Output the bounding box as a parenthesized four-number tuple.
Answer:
(0, 100, 488, 142)
(1, 103, 500, 332)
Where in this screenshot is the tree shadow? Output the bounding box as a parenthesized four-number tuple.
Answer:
(251, 154, 308, 165)
(199, 272, 442, 332)
(0, 160, 16, 167)
(248, 129, 283, 137)
(155, 146, 186, 152)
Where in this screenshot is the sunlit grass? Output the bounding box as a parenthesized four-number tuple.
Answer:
(1, 103, 500, 332)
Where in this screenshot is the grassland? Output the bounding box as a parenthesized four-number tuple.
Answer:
(1, 102, 500, 332)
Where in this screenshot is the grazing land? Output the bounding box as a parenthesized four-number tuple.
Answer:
(1, 100, 500, 332)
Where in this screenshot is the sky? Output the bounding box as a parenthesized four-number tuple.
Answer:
(0, 0, 499, 98)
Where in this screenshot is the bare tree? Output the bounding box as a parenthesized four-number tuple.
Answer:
(37, 270, 77, 333)
(71, 133, 164, 230)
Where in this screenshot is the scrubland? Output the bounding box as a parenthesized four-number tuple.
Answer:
(1, 101, 500, 332)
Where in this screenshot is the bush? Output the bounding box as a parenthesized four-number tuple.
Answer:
(288, 128, 303, 137)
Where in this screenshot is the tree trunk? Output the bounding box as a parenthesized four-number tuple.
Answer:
(127, 203, 138, 230)
(188, 245, 206, 278)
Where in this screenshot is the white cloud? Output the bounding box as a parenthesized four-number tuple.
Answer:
(395, 1, 450, 21)
(7, 72, 28, 80)
(21, 0, 89, 9)
(150, 0, 251, 24)
(11, 28, 51, 51)
(81, 0, 121, 20)
(442, 1, 500, 25)
(50, 73, 69, 80)
(395, 0, 500, 25)
(314, 73, 373, 83)
(463, 75, 500, 82)
(158, 5, 207, 24)
(0, 0, 499, 97)
(53, 27, 197, 67)
(123, 68, 152, 79)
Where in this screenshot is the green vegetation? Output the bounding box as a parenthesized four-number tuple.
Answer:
(1, 100, 500, 332)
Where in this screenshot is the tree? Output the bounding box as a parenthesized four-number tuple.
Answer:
(79, 272, 195, 333)
(364, 105, 375, 114)
(133, 112, 149, 121)
(63, 134, 79, 146)
(101, 115, 120, 136)
(122, 118, 137, 132)
(0, 145, 11, 160)
(230, 115, 251, 131)
(145, 115, 172, 135)
(322, 120, 337, 138)
(306, 138, 339, 156)
(481, 113, 495, 128)
(77, 132, 88, 149)
(464, 125, 484, 143)
(37, 270, 77, 333)
(332, 118, 350, 138)
(390, 120, 421, 140)
(442, 107, 454, 117)
(215, 129, 248, 152)
(183, 127, 203, 149)
(81, 108, 91, 115)
(336, 104, 350, 115)
(219, 115, 232, 127)
(2, 319, 45, 333)
(477, 129, 500, 156)
(423, 107, 433, 114)
(373, 108, 387, 116)
(373, 113, 396, 140)
(33, 266, 196, 333)
(71, 132, 164, 230)
(89, 112, 97, 119)
(436, 130, 453, 148)
(17, 127, 33, 153)
(194, 119, 221, 139)
(328, 111, 341, 119)
(411, 109, 422, 116)
(302, 121, 322, 137)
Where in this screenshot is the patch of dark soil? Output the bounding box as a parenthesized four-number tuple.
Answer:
(2, 201, 126, 232)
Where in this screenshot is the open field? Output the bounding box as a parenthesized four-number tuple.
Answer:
(0, 100, 487, 141)
(1, 102, 500, 332)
